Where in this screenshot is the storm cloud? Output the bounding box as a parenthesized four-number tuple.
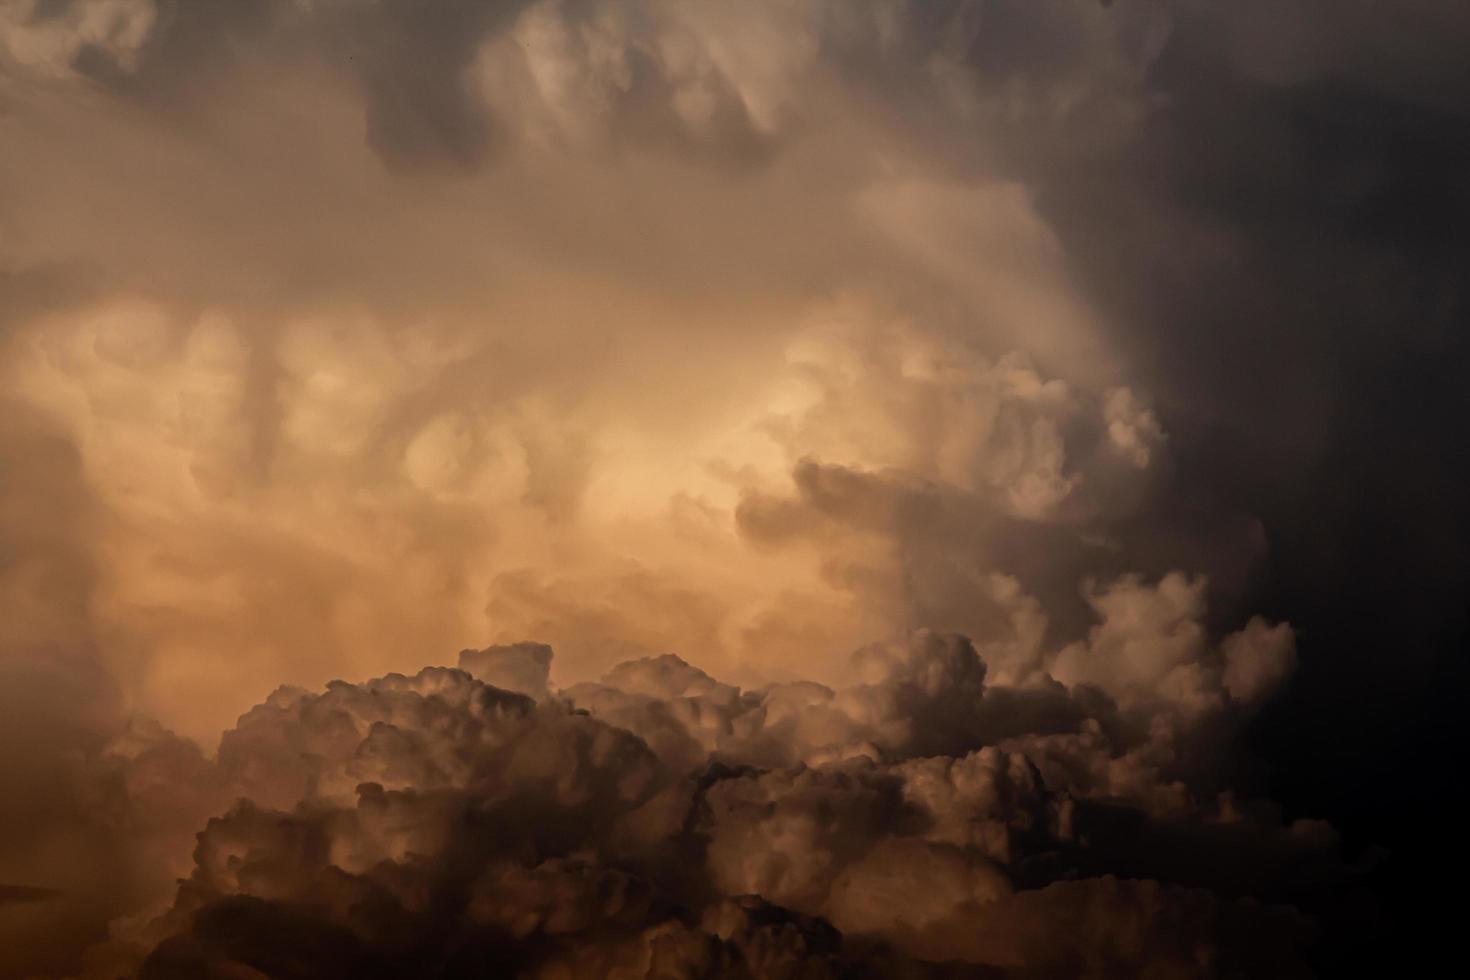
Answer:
(70, 637, 1327, 978)
(1, 0, 1465, 976)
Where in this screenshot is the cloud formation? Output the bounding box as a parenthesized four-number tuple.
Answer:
(73, 637, 1326, 978)
(3, 0, 1463, 975)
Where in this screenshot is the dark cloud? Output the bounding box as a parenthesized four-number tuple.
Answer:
(989, 4, 1470, 970)
(333, 0, 530, 172)
(71, 642, 1333, 978)
(1, 1, 1464, 975)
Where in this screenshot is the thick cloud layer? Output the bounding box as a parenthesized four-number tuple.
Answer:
(2, 0, 1465, 976)
(71, 638, 1327, 978)
(0, 0, 1194, 740)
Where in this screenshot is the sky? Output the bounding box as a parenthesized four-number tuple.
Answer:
(1, 1, 1467, 977)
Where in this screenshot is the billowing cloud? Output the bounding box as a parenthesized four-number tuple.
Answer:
(2, 0, 1461, 976)
(67, 638, 1327, 978)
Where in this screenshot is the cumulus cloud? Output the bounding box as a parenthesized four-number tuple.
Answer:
(69, 635, 1328, 978)
(2, 0, 1450, 975)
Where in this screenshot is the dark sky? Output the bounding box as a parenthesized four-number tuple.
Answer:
(1028, 7, 1470, 969)
(1, 2, 1467, 977)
